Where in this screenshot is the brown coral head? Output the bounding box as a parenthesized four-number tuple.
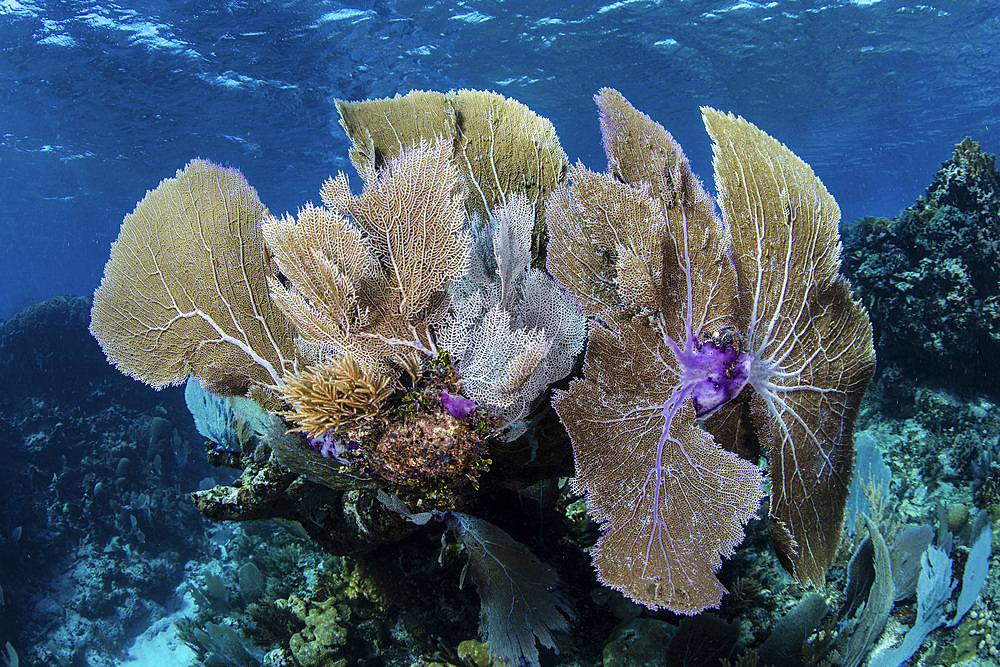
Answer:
(277, 354, 393, 439)
(363, 412, 488, 509)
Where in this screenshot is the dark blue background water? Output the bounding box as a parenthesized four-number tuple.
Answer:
(2, 0, 998, 319)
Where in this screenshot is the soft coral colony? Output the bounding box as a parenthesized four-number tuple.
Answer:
(89, 88, 874, 663)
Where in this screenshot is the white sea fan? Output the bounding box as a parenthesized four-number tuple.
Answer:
(437, 194, 585, 440)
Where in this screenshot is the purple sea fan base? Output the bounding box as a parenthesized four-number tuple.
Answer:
(440, 390, 476, 419)
(683, 339, 751, 420)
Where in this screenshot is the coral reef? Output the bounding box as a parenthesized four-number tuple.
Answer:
(89, 88, 585, 667)
(843, 138, 1000, 392)
(0, 294, 123, 409)
(284, 594, 350, 666)
(0, 295, 216, 666)
(67, 87, 999, 667)
(3, 289, 996, 666)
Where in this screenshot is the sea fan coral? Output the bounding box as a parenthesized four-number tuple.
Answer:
(262, 138, 470, 374)
(89, 159, 296, 395)
(547, 89, 874, 614)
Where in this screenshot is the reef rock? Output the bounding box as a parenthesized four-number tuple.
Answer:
(844, 138, 1000, 391)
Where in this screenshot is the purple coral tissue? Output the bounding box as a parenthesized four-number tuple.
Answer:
(685, 339, 751, 420)
(441, 390, 476, 419)
(308, 431, 358, 463)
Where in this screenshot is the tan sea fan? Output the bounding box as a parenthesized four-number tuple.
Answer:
(547, 91, 874, 615)
(277, 355, 394, 439)
(89, 159, 297, 396)
(262, 137, 470, 375)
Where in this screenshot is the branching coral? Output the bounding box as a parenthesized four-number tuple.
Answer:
(263, 138, 470, 374)
(843, 138, 1000, 391)
(276, 354, 393, 440)
(437, 193, 586, 439)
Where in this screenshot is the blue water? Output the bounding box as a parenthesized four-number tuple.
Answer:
(1, 0, 999, 318)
